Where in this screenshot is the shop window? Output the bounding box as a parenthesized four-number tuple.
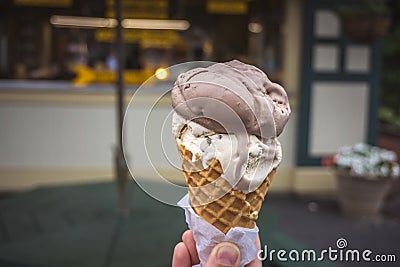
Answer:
(0, 0, 285, 87)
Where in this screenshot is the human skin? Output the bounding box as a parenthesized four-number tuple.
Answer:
(172, 230, 262, 267)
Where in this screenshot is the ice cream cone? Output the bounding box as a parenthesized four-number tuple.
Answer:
(178, 143, 276, 234)
(171, 60, 290, 266)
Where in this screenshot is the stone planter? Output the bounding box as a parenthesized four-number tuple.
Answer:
(336, 171, 391, 219)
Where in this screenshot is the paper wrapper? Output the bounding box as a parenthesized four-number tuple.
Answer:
(178, 194, 259, 267)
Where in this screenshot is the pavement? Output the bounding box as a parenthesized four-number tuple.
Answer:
(263, 194, 400, 267)
(0, 179, 398, 267)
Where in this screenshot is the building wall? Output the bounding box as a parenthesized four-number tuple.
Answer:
(0, 0, 338, 194)
(0, 93, 301, 192)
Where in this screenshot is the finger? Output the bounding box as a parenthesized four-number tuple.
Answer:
(245, 255, 262, 267)
(204, 242, 241, 267)
(255, 234, 261, 250)
(245, 234, 262, 267)
(172, 242, 192, 267)
(182, 230, 200, 265)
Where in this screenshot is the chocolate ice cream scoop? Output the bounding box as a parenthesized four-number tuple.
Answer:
(171, 60, 291, 138)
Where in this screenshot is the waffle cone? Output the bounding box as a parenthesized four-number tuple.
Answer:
(178, 143, 276, 234)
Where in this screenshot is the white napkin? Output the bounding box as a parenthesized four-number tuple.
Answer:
(178, 194, 259, 267)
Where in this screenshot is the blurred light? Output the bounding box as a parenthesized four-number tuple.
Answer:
(155, 68, 169, 80)
(50, 15, 117, 28)
(248, 22, 263, 33)
(50, 16, 190, 31)
(203, 40, 213, 55)
(122, 19, 190, 30)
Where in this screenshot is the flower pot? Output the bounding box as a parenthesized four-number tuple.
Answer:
(341, 15, 391, 42)
(336, 172, 391, 219)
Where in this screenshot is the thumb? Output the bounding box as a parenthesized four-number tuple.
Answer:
(204, 242, 241, 267)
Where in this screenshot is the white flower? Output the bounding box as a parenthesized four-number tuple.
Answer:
(380, 165, 389, 177)
(333, 143, 399, 179)
(353, 143, 369, 153)
(351, 160, 365, 176)
(380, 150, 397, 162)
(392, 164, 400, 178)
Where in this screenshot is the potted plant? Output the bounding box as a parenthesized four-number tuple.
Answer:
(323, 143, 399, 219)
(336, 0, 391, 42)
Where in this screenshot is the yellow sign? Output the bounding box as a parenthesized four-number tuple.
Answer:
(106, 0, 167, 8)
(72, 65, 154, 86)
(207, 0, 248, 15)
(95, 29, 180, 48)
(106, 11, 168, 19)
(14, 0, 72, 7)
(106, 0, 168, 19)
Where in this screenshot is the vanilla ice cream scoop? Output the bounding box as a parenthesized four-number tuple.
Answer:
(173, 112, 282, 193)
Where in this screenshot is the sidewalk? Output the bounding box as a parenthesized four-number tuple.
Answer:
(0, 180, 398, 267)
(263, 194, 400, 267)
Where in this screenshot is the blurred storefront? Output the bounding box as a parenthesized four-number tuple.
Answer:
(0, 0, 296, 190)
(0, 0, 285, 84)
(0, 0, 394, 195)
